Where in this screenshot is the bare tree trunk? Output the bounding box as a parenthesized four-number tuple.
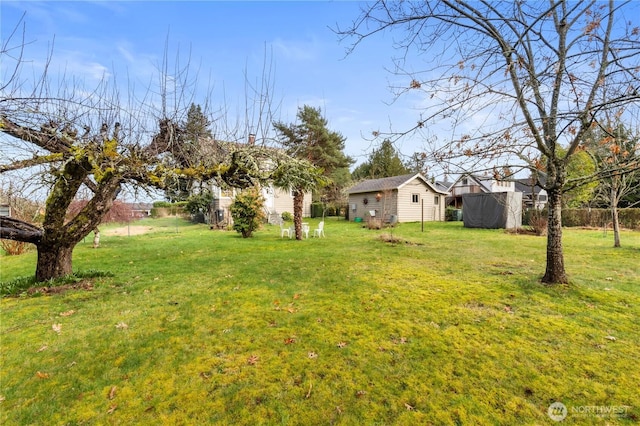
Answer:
(542, 188, 568, 284)
(611, 185, 621, 248)
(293, 188, 303, 240)
(36, 244, 74, 281)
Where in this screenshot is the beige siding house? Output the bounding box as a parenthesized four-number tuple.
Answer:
(210, 185, 311, 225)
(347, 174, 449, 223)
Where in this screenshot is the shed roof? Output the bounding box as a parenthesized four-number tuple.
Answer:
(348, 173, 448, 195)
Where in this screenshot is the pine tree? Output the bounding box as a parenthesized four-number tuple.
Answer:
(273, 105, 353, 203)
(352, 139, 409, 180)
(165, 103, 212, 201)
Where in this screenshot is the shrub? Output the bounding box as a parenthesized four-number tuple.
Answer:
(230, 187, 265, 238)
(153, 201, 173, 208)
(527, 210, 548, 236)
(1, 239, 30, 256)
(281, 211, 293, 222)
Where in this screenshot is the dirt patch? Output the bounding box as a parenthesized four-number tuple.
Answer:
(27, 280, 94, 296)
(103, 226, 154, 236)
(378, 234, 424, 246)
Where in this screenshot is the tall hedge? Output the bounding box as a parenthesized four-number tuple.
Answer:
(561, 208, 640, 230)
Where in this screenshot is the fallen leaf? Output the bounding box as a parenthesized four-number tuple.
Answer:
(337, 341, 347, 348)
(247, 355, 259, 365)
(37, 345, 48, 353)
(308, 351, 318, 359)
(107, 404, 117, 414)
(504, 305, 513, 313)
(284, 337, 296, 345)
(355, 390, 366, 398)
(60, 310, 75, 317)
(199, 372, 211, 380)
(36, 371, 50, 379)
(52, 324, 62, 334)
(115, 322, 128, 329)
(293, 294, 300, 300)
(405, 403, 415, 411)
(306, 383, 313, 399)
(286, 307, 296, 314)
(108, 386, 117, 400)
(605, 335, 617, 341)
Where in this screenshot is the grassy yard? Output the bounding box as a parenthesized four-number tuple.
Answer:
(1, 217, 639, 425)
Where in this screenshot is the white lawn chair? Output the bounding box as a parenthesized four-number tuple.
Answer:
(280, 222, 291, 238)
(302, 223, 310, 239)
(313, 221, 325, 238)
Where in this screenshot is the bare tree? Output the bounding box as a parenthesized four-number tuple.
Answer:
(337, 0, 640, 283)
(0, 23, 293, 281)
(586, 123, 640, 247)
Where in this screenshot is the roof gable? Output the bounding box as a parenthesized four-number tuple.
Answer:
(348, 173, 448, 195)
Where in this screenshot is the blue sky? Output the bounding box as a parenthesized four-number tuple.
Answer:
(1, 1, 425, 167)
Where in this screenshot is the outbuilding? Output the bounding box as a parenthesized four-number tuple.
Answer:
(347, 173, 449, 223)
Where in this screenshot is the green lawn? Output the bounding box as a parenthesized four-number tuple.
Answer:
(1, 218, 639, 425)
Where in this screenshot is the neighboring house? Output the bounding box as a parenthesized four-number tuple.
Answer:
(209, 185, 312, 225)
(194, 135, 313, 226)
(514, 178, 548, 210)
(127, 202, 153, 218)
(447, 173, 547, 210)
(447, 173, 515, 208)
(0, 204, 10, 217)
(347, 173, 449, 223)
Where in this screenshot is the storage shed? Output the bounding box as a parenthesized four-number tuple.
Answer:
(347, 173, 449, 223)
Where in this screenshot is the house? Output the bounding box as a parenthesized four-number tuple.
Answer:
(208, 185, 312, 226)
(447, 172, 547, 210)
(514, 178, 547, 210)
(204, 135, 312, 226)
(447, 173, 515, 208)
(347, 173, 449, 223)
(127, 202, 153, 218)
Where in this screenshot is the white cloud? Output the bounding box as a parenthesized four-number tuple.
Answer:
(271, 37, 318, 62)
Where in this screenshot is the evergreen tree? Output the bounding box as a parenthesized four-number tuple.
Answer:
(273, 105, 353, 203)
(165, 103, 213, 201)
(352, 139, 409, 180)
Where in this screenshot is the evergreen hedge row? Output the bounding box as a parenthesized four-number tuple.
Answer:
(524, 208, 640, 230)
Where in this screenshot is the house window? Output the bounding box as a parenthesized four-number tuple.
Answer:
(412, 194, 420, 203)
(462, 178, 468, 185)
(434, 196, 439, 205)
